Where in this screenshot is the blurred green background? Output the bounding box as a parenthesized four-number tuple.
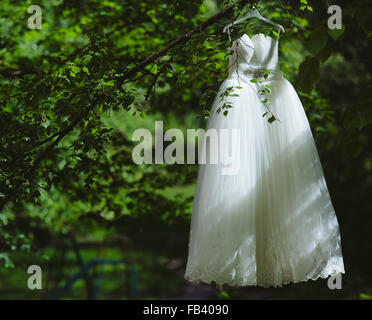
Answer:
(0, 0, 371, 299)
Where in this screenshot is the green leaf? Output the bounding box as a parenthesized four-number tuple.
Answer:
(151, 64, 158, 74)
(329, 25, 346, 41)
(102, 80, 115, 87)
(71, 66, 81, 74)
(82, 54, 92, 65)
(218, 290, 230, 299)
(268, 115, 276, 123)
(82, 66, 90, 74)
(360, 293, 372, 300)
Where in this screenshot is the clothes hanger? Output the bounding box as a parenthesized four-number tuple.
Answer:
(223, 8, 285, 41)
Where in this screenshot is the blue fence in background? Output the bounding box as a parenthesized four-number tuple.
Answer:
(49, 258, 137, 300)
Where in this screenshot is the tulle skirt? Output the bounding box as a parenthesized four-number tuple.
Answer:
(185, 76, 345, 287)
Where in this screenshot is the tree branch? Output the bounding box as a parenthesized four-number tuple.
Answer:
(30, 0, 254, 170)
(115, 0, 254, 82)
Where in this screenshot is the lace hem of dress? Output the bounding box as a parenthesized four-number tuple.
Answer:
(184, 256, 345, 289)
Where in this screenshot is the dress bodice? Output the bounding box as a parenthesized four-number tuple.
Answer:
(228, 33, 282, 82)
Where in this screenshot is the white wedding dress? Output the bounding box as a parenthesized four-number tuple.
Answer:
(185, 33, 345, 287)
